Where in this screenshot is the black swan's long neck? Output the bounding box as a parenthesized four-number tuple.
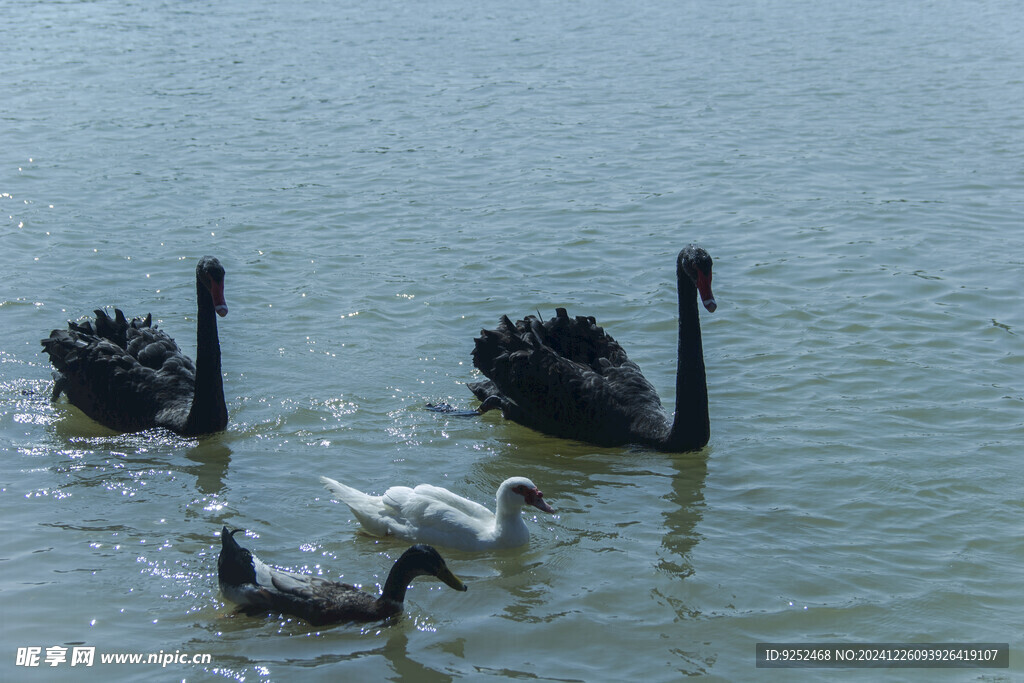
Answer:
(663, 272, 710, 451)
(184, 278, 227, 435)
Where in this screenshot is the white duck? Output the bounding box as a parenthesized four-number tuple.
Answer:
(319, 476, 555, 552)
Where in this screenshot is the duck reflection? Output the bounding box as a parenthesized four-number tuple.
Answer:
(382, 630, 453, 683)
(196, 626, 452, 682)
(460, 433, 709, 628)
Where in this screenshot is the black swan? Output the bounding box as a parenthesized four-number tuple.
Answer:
(466, 245, 716, 452)
(218, 528, 467, 625)
(41, 256, 229, 436)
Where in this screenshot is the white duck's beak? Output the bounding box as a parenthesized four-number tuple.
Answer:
(526, 488, 554, 514)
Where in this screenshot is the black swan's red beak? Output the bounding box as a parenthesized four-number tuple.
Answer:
(210, 280, 229, 317)
(696, 271, 716, 312)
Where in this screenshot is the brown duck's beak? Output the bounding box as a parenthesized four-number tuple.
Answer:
(526, 489, 555, 514)
(436, 566, 468, 592)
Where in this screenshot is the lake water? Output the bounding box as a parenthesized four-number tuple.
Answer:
(2, 0, 1022, 680)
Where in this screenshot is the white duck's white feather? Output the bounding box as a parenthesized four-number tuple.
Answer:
(320, 476, 550, 552)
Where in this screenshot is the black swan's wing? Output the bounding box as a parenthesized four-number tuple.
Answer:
(42, 329, 165, 432)
(41, 309, 195, 432)
(471, 309, 669, 445)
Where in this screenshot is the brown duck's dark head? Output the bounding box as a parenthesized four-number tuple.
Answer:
(398, 545, 467, 592)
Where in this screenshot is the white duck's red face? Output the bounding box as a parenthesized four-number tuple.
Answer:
(512, 482, 555, 514)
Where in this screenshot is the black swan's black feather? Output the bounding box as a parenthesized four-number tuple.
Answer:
(468, 245, 715, 452)
(41, 256, 228, 435)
